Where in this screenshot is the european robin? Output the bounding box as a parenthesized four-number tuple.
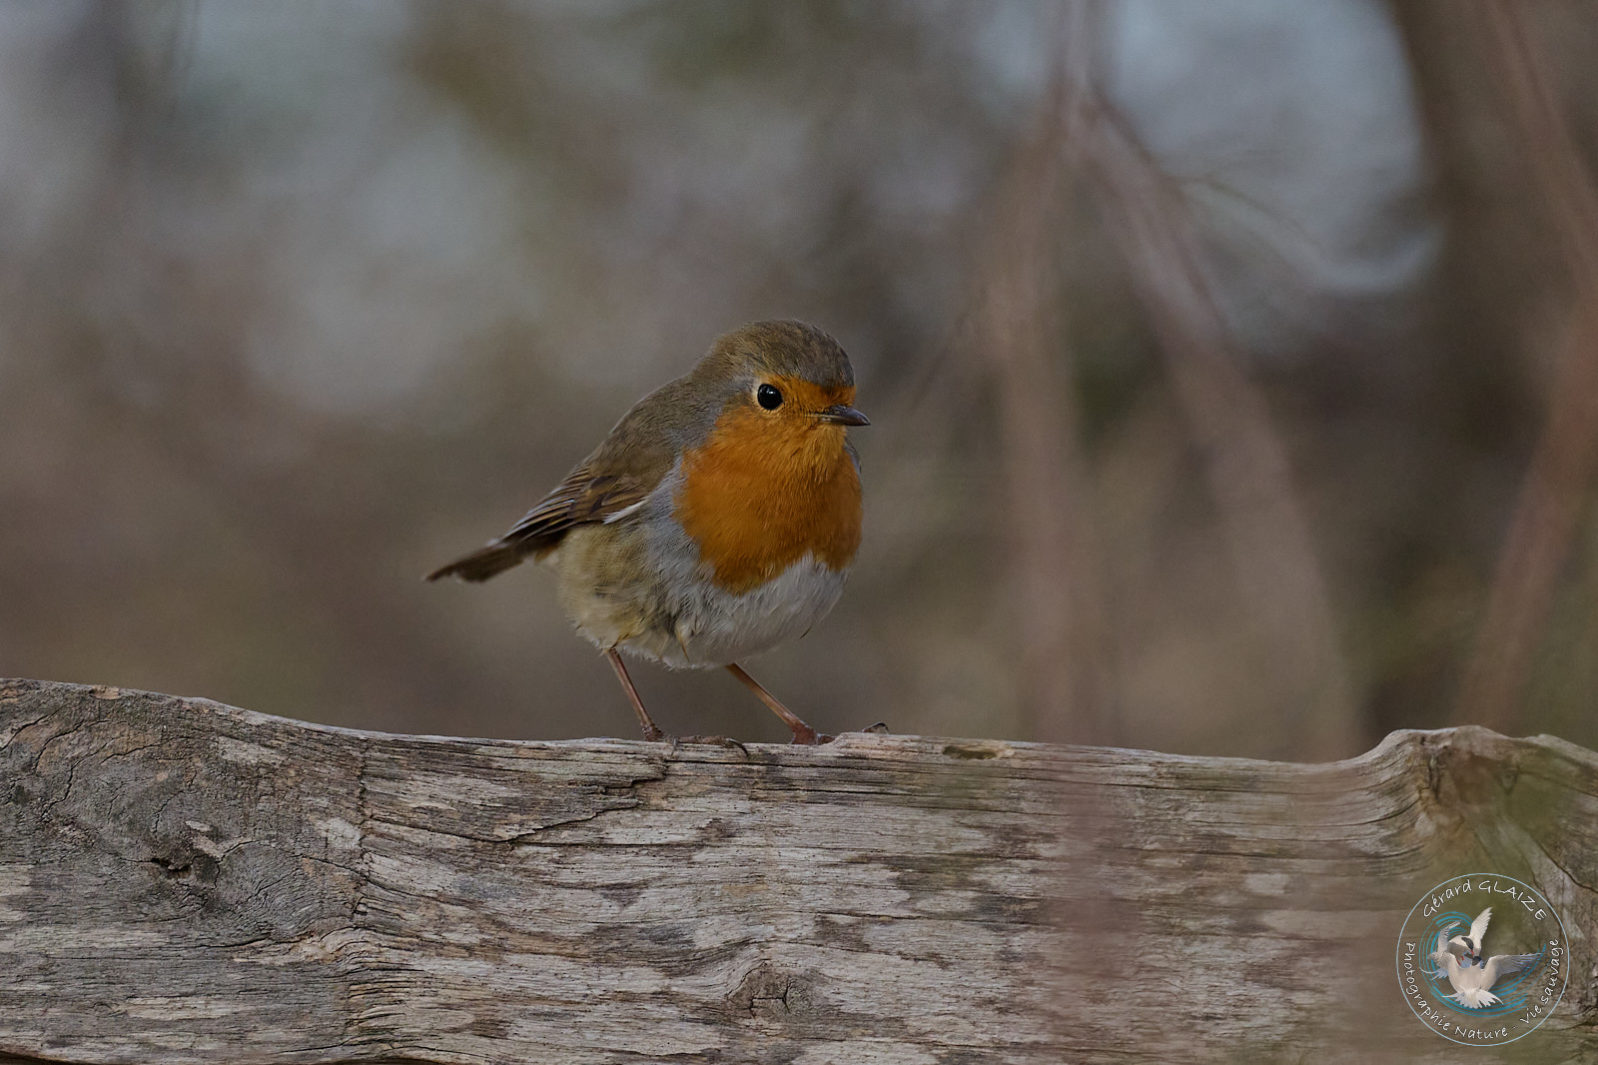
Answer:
(428, 320, 868, 744)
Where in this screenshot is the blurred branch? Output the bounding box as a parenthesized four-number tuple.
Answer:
(1457, 1, 1598, 732)
(1073, 97, 1361, 758)
(973, 8, 1118, 746)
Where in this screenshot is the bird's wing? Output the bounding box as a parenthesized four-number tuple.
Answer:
(425, 465, 658, 582)
(1483, 953, 1542, 986)
(1468, 908, 1493, 949)
(498, 375, 706, 548)
(500, 466, 655, 544)
(427, 376, 700, 583)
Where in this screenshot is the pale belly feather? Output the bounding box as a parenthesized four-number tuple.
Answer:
(656, 554, 846, 668)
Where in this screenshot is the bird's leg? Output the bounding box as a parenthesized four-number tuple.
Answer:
(725, 663, 833, 745)
(606, 649, 666, 742)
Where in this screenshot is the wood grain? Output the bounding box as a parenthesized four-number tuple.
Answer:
(1, 678, 1593, 1063)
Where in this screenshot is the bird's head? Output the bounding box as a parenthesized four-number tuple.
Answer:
(695, 320, 869, 434)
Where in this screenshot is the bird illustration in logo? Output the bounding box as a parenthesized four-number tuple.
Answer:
(1428, 907, 1543, 1009)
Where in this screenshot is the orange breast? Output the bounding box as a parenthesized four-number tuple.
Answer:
(674, 399, 862, 595)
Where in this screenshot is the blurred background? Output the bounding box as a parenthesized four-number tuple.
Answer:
(4, 0, 1597, 760)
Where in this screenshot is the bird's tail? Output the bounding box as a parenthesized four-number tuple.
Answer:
(426, 540, 528, 583)
(1453, 989, 1500, 1009)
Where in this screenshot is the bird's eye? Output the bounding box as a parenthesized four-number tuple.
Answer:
(757, 383, 783, 410)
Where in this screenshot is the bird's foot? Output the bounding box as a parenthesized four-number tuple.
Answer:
(788, 724, 835, 745)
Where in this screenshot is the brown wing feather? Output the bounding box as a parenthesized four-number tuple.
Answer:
(425, 467, 652, 583)
(502, 469, 649, 543)
(426, 374, 711, 584)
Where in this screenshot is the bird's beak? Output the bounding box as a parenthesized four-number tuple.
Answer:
(819, 404, 870, 426)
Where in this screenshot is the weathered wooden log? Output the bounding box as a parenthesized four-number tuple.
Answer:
(0, 678, 1593, 1063)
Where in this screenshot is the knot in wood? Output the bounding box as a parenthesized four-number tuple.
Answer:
(731, 962, 805, 1020)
